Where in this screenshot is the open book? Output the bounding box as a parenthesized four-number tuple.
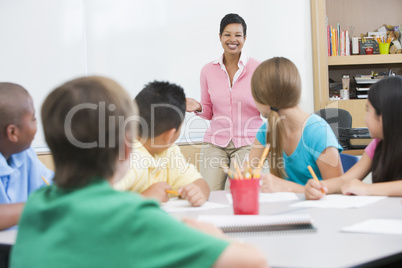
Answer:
(198, 214, 316, 236)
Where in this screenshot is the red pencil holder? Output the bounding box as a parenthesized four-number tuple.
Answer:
(229, 178, 260, 215)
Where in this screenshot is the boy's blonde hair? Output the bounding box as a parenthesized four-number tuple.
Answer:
(41, 76, 137, 188)
(251, 57, 301, 178)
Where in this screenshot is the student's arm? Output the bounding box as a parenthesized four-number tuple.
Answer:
(251, 138, 305, 193)
(180, 178, 210, 207)
(213, 243, 268, 268)
(196, 69, 213, 119)
(0, 203, 24, 230)
(249, 138, 266, 170)
(183, 218, 268, 268)
(260, 173, 305, 193)
(342, 179, 402, 197)
(316, 147, 343, 180)
(305, 152, 372, 200)
(141, 182, 171, 203)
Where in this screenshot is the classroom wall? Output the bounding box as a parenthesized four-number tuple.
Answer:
(0, 0, 313, 149)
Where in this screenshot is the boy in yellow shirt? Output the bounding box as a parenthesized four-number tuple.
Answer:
(115, 81, 209, 206)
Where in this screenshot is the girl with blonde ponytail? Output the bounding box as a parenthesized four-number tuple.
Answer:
(249, 57, 343, 193)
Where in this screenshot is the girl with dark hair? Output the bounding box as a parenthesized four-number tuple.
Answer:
(186, 14, 263, 190)
(306, 76, 402, 199)
(249, 57, 343, 193)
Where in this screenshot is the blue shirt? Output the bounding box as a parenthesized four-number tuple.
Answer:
(0, 147, 54, 204)
(256, 114, 342, 185)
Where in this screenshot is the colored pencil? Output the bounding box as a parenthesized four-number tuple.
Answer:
(253, 145, 270, 178)
(234, 161, 243, 179)
(165, 190, 180, 195)
(41, 176, 50, 186)
(307, 165, 325, 194)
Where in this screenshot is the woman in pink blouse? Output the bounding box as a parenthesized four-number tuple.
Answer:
(186, 14, 262, 190)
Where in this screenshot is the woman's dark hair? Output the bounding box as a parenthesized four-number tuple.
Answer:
(369, 76, 402, 182)
(219, 13, 247, 36)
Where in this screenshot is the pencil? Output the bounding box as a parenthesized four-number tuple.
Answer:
(221, 164, 234, 179)
(234, 161, 243, 179)
(41, 176, 50, 186)
(307, 165, 325, 194)
(165, 190, 180, 196)
(253, 145, 270, 178)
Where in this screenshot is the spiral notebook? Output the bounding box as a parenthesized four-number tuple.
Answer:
(197, 214, 316, 236)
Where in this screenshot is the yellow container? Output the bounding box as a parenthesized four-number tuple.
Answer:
(379, 42, 390, 54)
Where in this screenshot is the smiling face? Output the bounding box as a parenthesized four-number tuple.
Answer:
(364, 100, 383, 140)
(219, 23, 246, 56)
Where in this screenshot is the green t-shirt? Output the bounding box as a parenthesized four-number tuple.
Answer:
(10, 180, 229, 268)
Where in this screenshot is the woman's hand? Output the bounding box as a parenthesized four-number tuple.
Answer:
(186, 98, 202, 113)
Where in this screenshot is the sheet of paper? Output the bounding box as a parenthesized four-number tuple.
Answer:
(291, 195, 387, 209)
(0, 229, 18, 245)
(161, 198, 228, 213)
(226, 192, 299, 204)
(341, 219, 402, 235)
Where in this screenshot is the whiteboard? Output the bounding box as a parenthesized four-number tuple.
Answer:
(0, 0, 313, 149)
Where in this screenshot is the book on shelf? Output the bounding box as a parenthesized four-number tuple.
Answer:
(356, 86, 370, 92)
(197, 214, 316, 236)
(354, 75, 382, 84)
(356, 94, 368, 99)
(327, 22, 350, 56)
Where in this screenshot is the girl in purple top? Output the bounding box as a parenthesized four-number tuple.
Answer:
(305, 76, 402, 199)
(186, 14, 262, 190)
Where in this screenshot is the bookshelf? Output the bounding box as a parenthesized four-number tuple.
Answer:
(311, 0, 402, 128)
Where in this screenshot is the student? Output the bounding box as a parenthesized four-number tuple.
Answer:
(249, 57, 343, 193)
(305, 76, 402, 199)
(114, 81, 209, 206)
(10, 76, 267, 268)
(0, 82, 53, 230)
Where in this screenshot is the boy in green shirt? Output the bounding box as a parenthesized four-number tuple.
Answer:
(10, 76, 267, 268)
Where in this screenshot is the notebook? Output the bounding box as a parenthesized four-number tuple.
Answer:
(197, 214, 316, 236)
(341, 219, 402, 235)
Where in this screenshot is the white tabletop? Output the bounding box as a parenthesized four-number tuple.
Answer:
(170, 191, 402, 268)
(2, 192, 402, 267)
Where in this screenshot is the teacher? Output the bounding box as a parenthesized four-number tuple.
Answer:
(186, 13, 263, 190)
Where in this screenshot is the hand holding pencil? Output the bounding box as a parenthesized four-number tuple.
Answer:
(305, 166, 328, 200)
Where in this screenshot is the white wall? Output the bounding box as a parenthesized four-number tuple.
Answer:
(0, 0, 313, 148)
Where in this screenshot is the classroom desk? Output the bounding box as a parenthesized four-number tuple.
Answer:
(169, 192, 402, 268)
(2, 193, 402, 268)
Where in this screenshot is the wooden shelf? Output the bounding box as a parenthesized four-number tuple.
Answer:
(328, 54, 402, 66)
(343, 149, 365, 156)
